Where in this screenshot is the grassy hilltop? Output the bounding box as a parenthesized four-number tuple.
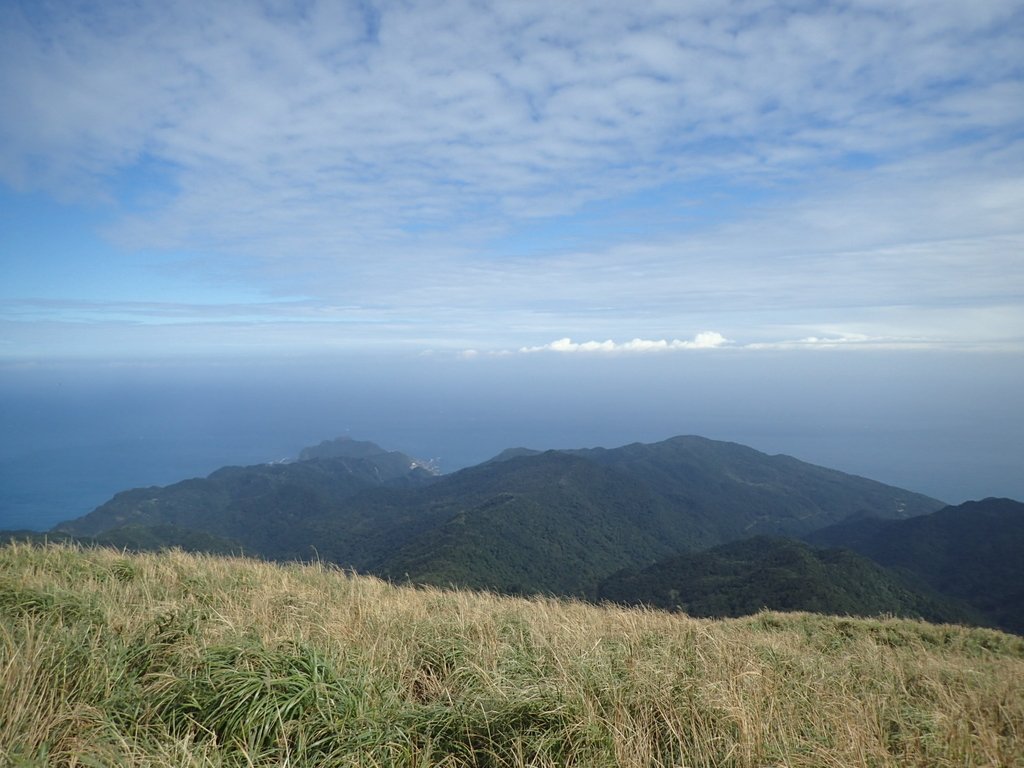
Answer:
(2, 542, 1022, 767)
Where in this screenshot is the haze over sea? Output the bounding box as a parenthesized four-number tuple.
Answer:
(2, 350, 1021, 532)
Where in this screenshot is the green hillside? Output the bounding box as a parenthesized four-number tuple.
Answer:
(370, 451, 682, 596)
(569, 436, 942, 539)
(47, 436, 946, 603)
(597, 536, 985, 625)
(54, 449, 438, 554)
(805, 498, 1024, 633)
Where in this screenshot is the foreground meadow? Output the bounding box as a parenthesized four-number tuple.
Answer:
(1, 542, 1021, 767)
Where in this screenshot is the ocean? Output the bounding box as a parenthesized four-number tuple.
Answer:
(2, 351, 1022, 531)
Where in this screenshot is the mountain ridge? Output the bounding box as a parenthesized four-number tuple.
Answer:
(804, 497, 1024, 633)
(596, 535, 987, 626)
(11, 435, 1023, 631)
(48, 435, 945, 597)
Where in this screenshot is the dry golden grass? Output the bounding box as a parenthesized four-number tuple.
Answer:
(1, 541, 1021, 766)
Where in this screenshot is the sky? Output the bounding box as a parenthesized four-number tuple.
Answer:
(1, 0, 1023, 525)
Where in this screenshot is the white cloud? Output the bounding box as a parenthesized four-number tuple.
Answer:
(1, 1, 1021, 358)
(2, 0, 1020, 257)
(519, 332, 729, 354)
(744, 333, 910, 350)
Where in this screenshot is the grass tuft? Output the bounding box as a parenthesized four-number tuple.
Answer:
(1, 541, 1021, 767)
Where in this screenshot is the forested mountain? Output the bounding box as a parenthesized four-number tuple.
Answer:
(368, 451, 681, 596)
(565, 436, 941, 539)
(805, 498, 1024, 633)
(298, 436, 441, 475)
(368, 436, 945, 597)
(54, 445, 438, 554)
(42, 436, 949, 603)
(596, 536, 985, 625)
(14, 437, 1024, 630)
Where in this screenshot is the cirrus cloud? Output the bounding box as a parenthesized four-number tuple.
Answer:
(1, 0, 1022, 359)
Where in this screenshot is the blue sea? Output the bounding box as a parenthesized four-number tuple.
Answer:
(3, 351, 1022, 531)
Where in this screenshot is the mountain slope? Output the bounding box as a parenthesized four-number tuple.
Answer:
(5, 542, 1022, 766)
(569, 436, 942, 539)
(596, 536, 985, 625)
(50, 435, 947, 600)
(299, 436, 440, 475)
(805, 497, 1024, 633)
(54, 441, 438, 556)
(369, 451, 682, 596)
(373, 438, 943, 597)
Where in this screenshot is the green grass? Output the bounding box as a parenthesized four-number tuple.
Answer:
(1, 541, 1022, 766)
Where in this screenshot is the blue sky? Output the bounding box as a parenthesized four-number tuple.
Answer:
(1, 0, 1024, 523)
(2, 0, 1022, 360)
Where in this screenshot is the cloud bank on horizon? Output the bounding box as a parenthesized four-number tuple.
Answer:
(521, 332, 731, 354)
(473, 330, 933, 357)
(1, 0, 1022, 360)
